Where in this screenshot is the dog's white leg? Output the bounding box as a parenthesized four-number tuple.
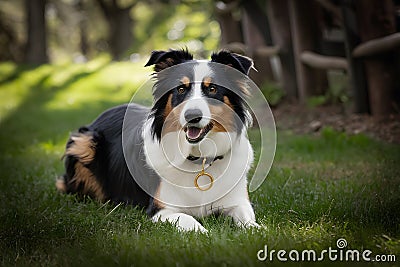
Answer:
(152, 209, 208, 233)
(224, 200, 260, 228)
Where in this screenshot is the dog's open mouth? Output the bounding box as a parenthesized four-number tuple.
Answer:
(184, 123, 213, 143)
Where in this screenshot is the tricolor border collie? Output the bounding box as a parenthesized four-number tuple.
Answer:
(57, 49, 260, 232)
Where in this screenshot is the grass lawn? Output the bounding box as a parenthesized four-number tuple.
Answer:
(0, 59, 399, 266)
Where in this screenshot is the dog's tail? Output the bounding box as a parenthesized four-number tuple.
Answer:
(56, 127, 105, 201)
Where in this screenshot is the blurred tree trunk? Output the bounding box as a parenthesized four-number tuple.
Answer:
(0, 15, 23, 62)
(214, 0, 243, 48)
(354, 0, 399, 116)
(267, 0, 298, 101)
(24, 0, 48, 64)
(241, 0, 275, 84)
(78, 0, 88, 57)
(97, 0, 135, 60)
(289, 0, 328, 102)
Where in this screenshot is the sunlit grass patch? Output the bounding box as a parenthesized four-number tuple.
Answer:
(0, 60, 399, 266)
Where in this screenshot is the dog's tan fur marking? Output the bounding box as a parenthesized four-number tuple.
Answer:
(203, 77, 212, 87)
(209, 97, 235, 132)
(62, 131, 104, 201)
(153, 184, 166, 209)
(162, 102, 184, 136)
(223, 96, 234, 109)
(66, 133, 96, 165)
(181, 76, 191, 88)
(69, 162, 105, 201)
(164, 94, 173, 119)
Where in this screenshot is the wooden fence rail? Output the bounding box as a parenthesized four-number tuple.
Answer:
(300, 51, 348, 70)
(352, 32, 400, 58)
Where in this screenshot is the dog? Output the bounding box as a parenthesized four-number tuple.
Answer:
(56, 49, 260, 232)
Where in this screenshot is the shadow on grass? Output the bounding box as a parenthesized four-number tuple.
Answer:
(0, 61, 129, 152)
(0, 64, 39, 88)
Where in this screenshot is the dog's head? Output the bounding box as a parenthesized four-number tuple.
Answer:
(145, 49, 253, 157)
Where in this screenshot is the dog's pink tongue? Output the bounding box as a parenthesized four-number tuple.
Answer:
(187, 127, 201, 139)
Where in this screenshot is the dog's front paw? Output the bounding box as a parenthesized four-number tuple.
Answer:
(180, 220, 208, 233)
(243, 220, 261, 229)
(177, 214, 208, 233)
(153, 211, 208, 233)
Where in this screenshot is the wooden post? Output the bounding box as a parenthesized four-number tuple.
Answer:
(267, 0, 298, 101)
(288, 0, 328, 103)
(241, 7, 275, 84)
(354, 0, 399, 116)
(215, 0, 243, 46)
(341, 0, 369, 113)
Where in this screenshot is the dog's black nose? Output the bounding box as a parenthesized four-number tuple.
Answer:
(184, 109, 203, 123)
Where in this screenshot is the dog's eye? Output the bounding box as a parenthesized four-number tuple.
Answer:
(209, 86, 217, 94)
(177, 87, 186, 94)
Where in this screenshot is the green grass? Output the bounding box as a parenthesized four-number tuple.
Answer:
(0, 60, 399, 266)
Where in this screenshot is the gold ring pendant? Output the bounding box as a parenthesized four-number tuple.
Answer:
(194, 158, 214, 191)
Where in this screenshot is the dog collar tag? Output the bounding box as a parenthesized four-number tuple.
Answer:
(194, 158, 214, 191)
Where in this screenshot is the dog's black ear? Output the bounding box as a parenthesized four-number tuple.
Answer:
(144, 49, 193, 72)
(211, 51, 253, 75)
